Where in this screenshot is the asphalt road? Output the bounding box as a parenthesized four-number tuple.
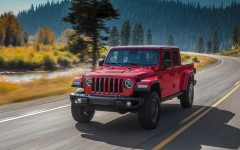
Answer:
(0, 53, 240, 150)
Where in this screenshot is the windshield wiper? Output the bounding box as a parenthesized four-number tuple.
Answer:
(124, 63, 143, 67)
(107, 62, 123, 66)
(124, 63, 139, 65)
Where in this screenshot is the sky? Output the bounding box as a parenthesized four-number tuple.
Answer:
(0, 0, 51, 15)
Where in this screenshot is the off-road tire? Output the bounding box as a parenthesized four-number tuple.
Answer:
(71, 88, 95, 123)
(180, 79, 194, 108)
(138, 91, 161, 129)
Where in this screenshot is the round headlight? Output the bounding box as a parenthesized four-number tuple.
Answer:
(84, 78, 92, 87)
(124, 79, 133, 89)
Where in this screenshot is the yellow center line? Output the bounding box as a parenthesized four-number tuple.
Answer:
(212, 84, 240, 107)
(235, 80, 240, 86)
(152, 84, 240, 150)
(179, 107, 206, 124)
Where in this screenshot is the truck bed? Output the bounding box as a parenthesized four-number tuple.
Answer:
(182, 62, 194, 66)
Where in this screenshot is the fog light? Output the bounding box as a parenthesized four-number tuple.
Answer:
(126, 101, 132, 107)
(74, 97, 88, 104)
(75, 98, 82, 103)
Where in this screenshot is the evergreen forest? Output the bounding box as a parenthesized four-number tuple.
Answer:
(16, 0, 240, 50)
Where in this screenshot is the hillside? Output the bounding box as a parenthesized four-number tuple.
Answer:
(17, 0, 240, 50)
(17, 0, 71, 38)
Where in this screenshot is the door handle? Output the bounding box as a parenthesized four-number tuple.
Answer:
(170, 73, 175, 76)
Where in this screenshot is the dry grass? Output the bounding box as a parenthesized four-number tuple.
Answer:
(0, 75, 78, 105)
(181, 53, 216, 69)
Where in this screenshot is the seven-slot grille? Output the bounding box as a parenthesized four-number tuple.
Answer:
(91, 78, 123, 95)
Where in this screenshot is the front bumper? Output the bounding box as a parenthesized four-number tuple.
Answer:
(70, 93, 144, 109)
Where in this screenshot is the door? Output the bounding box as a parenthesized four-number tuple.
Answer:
(171, 50, 182, 93)
(160, 50, 174, 98)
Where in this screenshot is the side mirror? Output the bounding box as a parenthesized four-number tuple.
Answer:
(99, 59, 104, 66)
(163, 60, 172, 69)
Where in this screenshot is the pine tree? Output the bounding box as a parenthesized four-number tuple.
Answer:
(132, 23, 144, 45)
(108, 26, 119, 46)
(211, 30, 220, 53)
(119, 20, 131, 46)
(206, 38, 212, 54)
(146, 29, 152, 45)
(63, 0, 119, 68)
(132, 24, 138, 45)
(231, 26, 239, 46)
(194, 36, 204, 53)
(138, 24, 144, 45)
(166, 35, 175, 46)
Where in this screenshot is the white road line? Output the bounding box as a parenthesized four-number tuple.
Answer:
(0, 104, 70, 123)
(197, 57, 224, 74)
(181, 52, 224, 74)
(0, 54, 224, 123)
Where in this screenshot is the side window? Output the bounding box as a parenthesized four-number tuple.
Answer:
(172, 51, 180, 67)
(161, 51, 171, 69)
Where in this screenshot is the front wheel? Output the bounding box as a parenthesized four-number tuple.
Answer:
(71, 88, 95, 123)
(138, 91, 161, 129)
(180, 79, 194, 108)
(71, 103, 95, 123)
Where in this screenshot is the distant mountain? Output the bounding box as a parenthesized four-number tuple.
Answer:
(17, 0, 240, 50)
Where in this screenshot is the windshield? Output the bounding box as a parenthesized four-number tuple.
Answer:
(105, 49, 159, 66)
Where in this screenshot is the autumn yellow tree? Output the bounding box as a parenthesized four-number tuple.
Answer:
(35, 27, 55, 45)
(61, 29, 75, 43)
(0, 12, 23, 46)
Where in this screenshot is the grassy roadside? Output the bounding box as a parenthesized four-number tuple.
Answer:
(219, 45, 240, 57)
(181, 53, 216, 69)
(0, 53, 216, 106)
(0, 75, 77, 105)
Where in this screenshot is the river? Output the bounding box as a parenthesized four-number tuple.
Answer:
(0, 67, 92, 83)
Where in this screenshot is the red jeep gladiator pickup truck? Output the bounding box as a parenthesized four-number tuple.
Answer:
(70, 45, 196, 129)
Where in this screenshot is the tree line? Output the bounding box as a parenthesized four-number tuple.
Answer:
(108, 20, 152, 46)
(0, 12, 60, 49)
(220, 24, 240, 56)
(108, 0, 240, 50)
(176, 0, 240, 7)
(194, 30, 220, 53)
(17, 0, 71, 38)
(16, 0, 240, 50)
(231, 25, 240, 46)
(194, 25, 240, 53)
